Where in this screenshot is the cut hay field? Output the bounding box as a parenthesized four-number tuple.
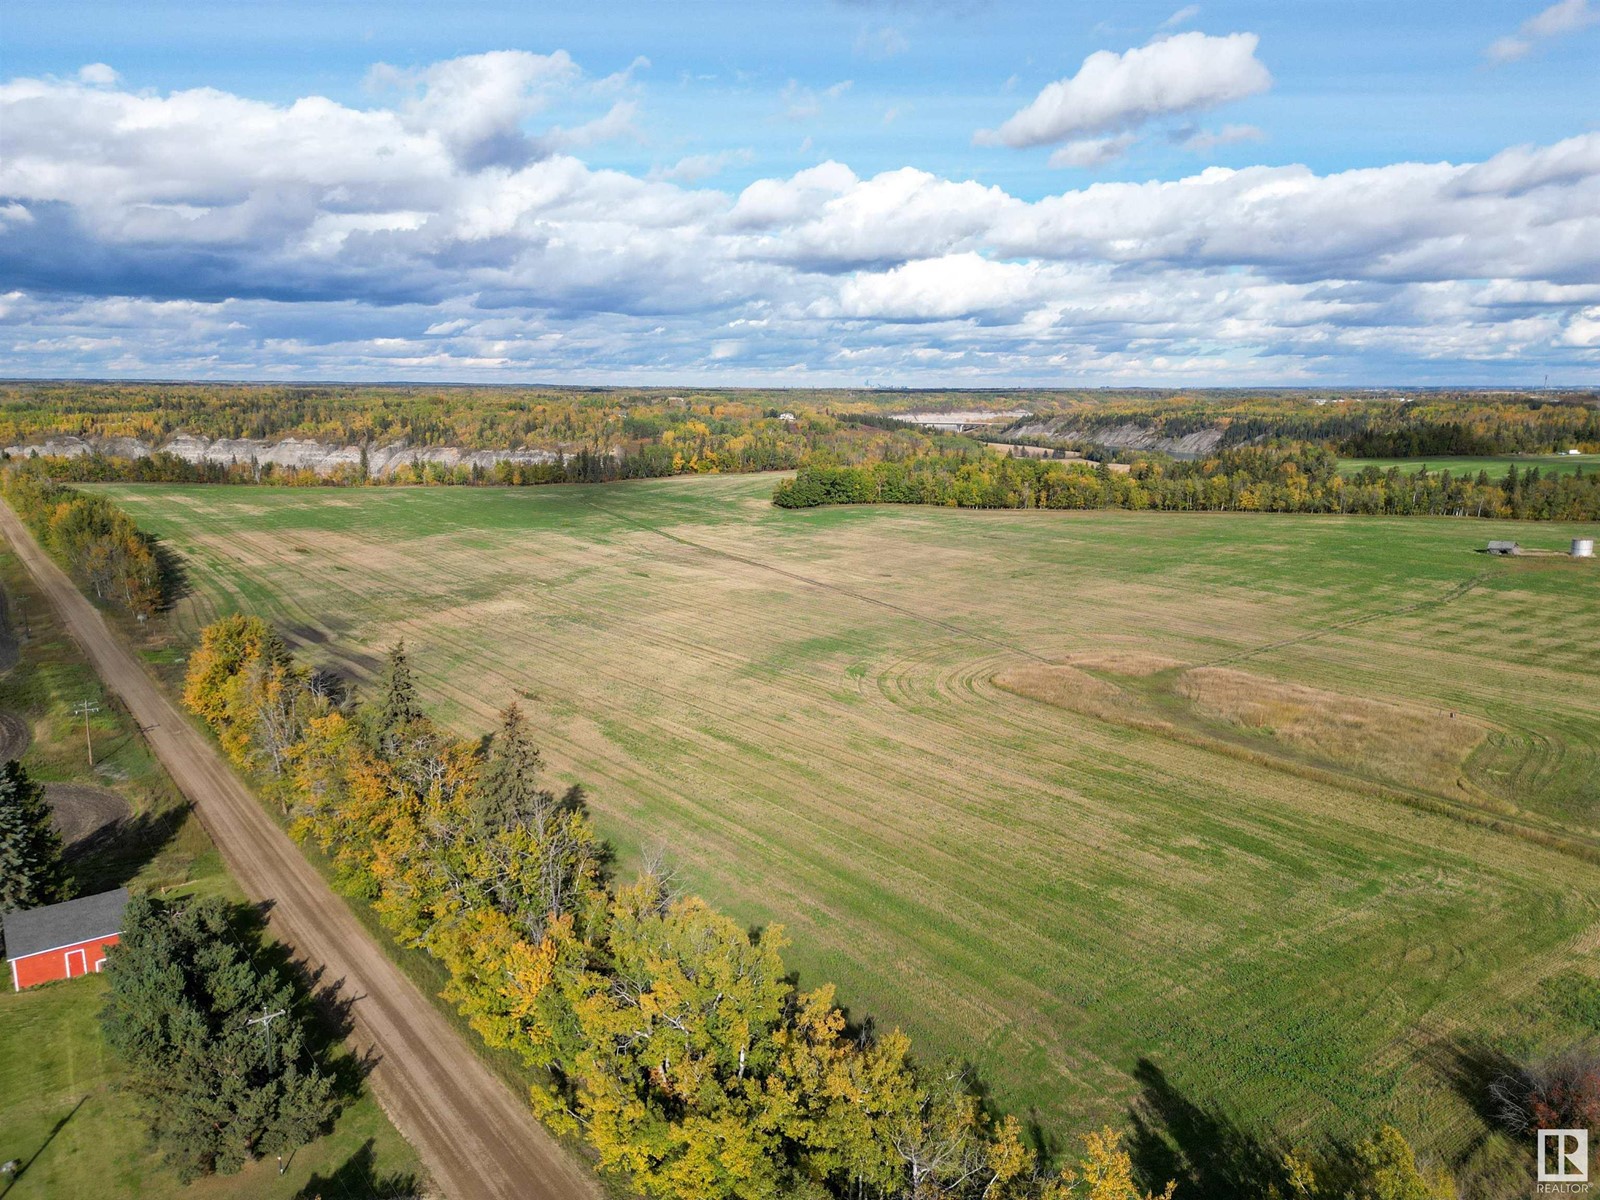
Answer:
(95, 477, 1600, 1183)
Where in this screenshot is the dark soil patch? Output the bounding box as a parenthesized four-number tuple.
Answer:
(45, 782, 131, 851)
(0, 586, 18, 674)
(0, 711, 29, 761)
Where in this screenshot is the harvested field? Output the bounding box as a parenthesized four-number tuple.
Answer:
(95, 476, 1600, 1183)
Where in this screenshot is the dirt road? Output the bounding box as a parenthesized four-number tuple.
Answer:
(0, 498, 602, 1200)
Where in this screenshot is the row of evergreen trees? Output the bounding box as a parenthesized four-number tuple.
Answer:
(773, 447, 1600, 521)
(182, 617, 1454, 1200)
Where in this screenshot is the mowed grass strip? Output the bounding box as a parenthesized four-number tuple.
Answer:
(96, 478, 1600, 1166)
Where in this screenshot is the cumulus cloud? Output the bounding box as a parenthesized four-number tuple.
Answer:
(370, 50, 582, 169)
(77, 63, 119, 86)
(1, 55, 1597, 383)
(975, 32, 1271, 149)
(1486, 0, 1597, 62)
(822, 253, 1039, 320)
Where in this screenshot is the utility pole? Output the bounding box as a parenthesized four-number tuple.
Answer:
(246, 1006, 289, 1173)
(71, 700, 100, 766)
(247, 1005, 287, 1062)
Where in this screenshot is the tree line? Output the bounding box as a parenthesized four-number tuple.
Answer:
(0, 382, 963, 487)
(1004, 393, 1600, 458)
(0, 467, 164, 616)
(182, 616, 1456, 1200)
(772, 447, 1600, 521)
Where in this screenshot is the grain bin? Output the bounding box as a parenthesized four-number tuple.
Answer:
(1574, 538, 1596, 558)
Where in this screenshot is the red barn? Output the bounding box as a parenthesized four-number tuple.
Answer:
(4, 887, 129, 990)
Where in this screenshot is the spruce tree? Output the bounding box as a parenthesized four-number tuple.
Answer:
(372, 640, 423, 753)
(101, 897, 338, 1181)
(0, 760, 70, 946)
(474, 702, 546, 830)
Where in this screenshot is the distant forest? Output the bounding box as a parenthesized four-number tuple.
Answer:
(1000, 391, 1600, 458)
(1, 383, 1596, 495)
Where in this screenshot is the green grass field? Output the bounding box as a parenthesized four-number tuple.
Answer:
(1338, 453, 1599, 478)
(94, 476, 1600, 1188)
(0, 548, 422, 1200)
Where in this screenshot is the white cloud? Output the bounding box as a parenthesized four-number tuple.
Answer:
(369, 50, 582, 168)
(824, 253, 1039, 320)
(538, 100, 642, 153)
(77, 63, 119, 87)
(976, 33, 1270, 149)
(1048, 134, 1139, 169)
(593, 55, 651, 94)
(1181, 123, 1265, 153)
(1486, 0, 1597, 61)
(1562, 306, 1600, 347)
(1161, 6, 1201, 29)
(0, 56, 1597, 384)
(649, 149, 754, 184)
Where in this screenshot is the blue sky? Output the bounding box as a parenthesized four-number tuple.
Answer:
(2, 0, 1598, 383)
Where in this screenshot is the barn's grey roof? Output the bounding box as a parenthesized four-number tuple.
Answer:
(3, 887, 129, 959)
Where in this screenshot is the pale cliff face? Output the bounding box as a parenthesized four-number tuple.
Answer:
(2, 434, 561, 476)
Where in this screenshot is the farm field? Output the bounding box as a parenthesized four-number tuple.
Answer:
(96, 476, 1600, 1184)
(1337, 453, 1599, 478)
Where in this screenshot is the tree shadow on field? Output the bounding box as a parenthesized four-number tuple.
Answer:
(1423, 1035, 1524, 1163)
(148, 535, 191, 613)
(1125, 1058, 1288, 1200)
(68, 801, 190, 893)
(294, 1139, 420, 1200)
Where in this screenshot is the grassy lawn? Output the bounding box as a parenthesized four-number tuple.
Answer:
(0, 547, 423, 1200)
(91, 476, 1600, 1190)
(1337, 453, 1600, 479)
(0, 978, 418, 1200)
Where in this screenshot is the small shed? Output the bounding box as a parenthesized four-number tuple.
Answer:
(1486, 540, 1520, 556)
(4, 887, 129, 990)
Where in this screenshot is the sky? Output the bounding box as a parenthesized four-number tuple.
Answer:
(2, 0, 1598, 385)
